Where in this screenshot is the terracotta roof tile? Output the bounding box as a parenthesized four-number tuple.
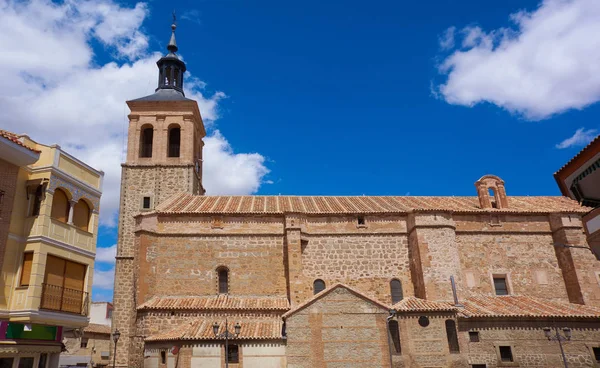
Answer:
(460, 295, 600, 319)
(0, 130, 40, 153)
(153, 194, 589, 215)
(555, 133, 600, 176)
(83, 323, 111, 335)
(138, 295, 290, 311)
(392, 297, 455, 312)
(145, 318, 283, 341)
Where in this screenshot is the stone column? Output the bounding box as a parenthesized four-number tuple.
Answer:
(550, 214, 599, 306)
(285, 215, 304, 306)
(407, 212, 461, 302)
(67, 200, 76, 225)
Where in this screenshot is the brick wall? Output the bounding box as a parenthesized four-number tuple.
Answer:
(285, 287, 390, 368)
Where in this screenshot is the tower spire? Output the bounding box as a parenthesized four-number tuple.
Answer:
(168, 12, 178, 55)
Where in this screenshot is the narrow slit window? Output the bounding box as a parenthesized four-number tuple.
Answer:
(493, 276, 509, 295)
(142, 197, 151, 209)
(168, 126, 181, 157)
(20, 253, 34, 286)
(160, 350, 166, 364)
(140, 126, 153, 158)
(218, 268, 228, 294)
(389, 320, 401, 354)
(499, 346, 513, 362)
(313, 279, 326, 294)
(445, 320, 460, 353)
(390, 279, 403, 304)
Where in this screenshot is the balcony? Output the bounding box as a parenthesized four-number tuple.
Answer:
(40, 283, 89, 316)
(24, 217, 94, 252)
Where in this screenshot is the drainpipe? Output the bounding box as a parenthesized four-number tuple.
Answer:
(386, 309, 396, 368)
(450, 276, 464, 308)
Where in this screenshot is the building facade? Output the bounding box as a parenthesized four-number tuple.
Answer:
(554, 134, 600, 258)
(59, 302, 113, 368)
(112, 25, 600, 368)
(0, 131, 103, 368)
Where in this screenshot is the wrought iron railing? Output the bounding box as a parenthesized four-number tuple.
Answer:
(40, 283, 89, 315)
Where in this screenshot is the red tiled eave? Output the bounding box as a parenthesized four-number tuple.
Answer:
(393, 297, 455, 313)
(145, 318, 283, 341)
(149, 193, 590, 216)
(0, 130, 40, 153)
(83, 323, 111, 335)
(459, 295, 600, 319)
(138, 295, 290, 311)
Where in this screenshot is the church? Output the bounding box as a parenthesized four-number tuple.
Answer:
(111, 23, 600, 368)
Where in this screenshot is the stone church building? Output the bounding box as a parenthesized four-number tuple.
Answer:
(112, 24, 600, 368)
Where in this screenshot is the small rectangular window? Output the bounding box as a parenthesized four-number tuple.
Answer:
(471, 365, 487, 368)
(80, 338, 88, 348)
(593, 347, 600, 362)
(493, 276, 509, 295)
(469, 331, 480, 342)
(499, 346, 514, 362)
(142, 197, 151, 209)
(20, 253, 34, 286)
(227, 345, 239, 363)
(357, 216, 365, 226)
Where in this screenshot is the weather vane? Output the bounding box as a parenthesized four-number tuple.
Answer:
(172, 10, 177, 25)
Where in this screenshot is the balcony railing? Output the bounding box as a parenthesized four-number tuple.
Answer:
(40, 283, 89, 315)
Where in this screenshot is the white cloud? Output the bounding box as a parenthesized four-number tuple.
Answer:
(435, 0, 600, 120)
(95, 244, 117, 264)
(438, 26, 456, 50)
(0, 0, 269, 227)
(93, 267, 115, 289)
(555, 128, 598, 149)
(203, 131, 271, 195)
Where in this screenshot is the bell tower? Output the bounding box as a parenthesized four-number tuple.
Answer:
(112, 18, 205, 368)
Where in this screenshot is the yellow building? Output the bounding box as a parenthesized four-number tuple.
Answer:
(0, 131, 103, 368)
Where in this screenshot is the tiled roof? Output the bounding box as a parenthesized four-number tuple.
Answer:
(138, 295, 290, 311)
(283, 283, 389, 318)
(555, 133, 600, 176)
(0, 130, 40, 153)
(145, 318, 283, 341)
(83, 323, 111, 335)
(152, 193, 588, 215)
(459, 295, 600, 319)
(393, 297, 455, 312)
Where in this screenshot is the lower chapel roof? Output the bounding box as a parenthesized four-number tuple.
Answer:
(138, 294, 290, 311)
(145, 318, 283, 342)
(150, 193, 589, 215)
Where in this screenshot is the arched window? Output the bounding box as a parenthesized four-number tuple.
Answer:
(139, 125, 153, 158)
(445, 319, 460, 353)
(168, 125, 181, 157)
(164, 66, 173, 86)
(389, 320, 401, 354)
(217, 267, 228, 294)
(313, 279, 326, 295)
(390, 279, 403, 304)
(51, 189, 69, 223)
(73, 200, 90, 232)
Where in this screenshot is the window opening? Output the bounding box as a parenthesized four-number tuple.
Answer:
(593, 347, 600, 362)
(32, 185, 43, 216)
(469, 331, 480, 342)
(168, 127, 181, 157)
(73, 200, 90, 231)
(471, 365, 487, 368)
(0, 358, 14, 368)
(499, 346, 514, 362)
(418, 316, 430, 327)
(142, 197, 151, 209)
(390, 279, 403, 304)
(445, 320, 460, 353)
(20, 253, 34, 286)
(227, 345, 239, 363)
(140, 127, 153, 158)
(18, 358, 34, 368)
(493, 276, 509, 295)
(389, 320, 401, 354)
(80, 338, 88, 348)
(218, 268, 228, 294)
(38, 354, 48, 368)
(313, 279, 326, 294)
(160, 351, 166, 364)
(357, 216, 365, 226)
(50, 188, 69, 223)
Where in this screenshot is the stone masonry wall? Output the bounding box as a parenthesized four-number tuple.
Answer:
(0, 158, 19, 276)
(137, 233, 288, 302)
(460, 319, 600, 368)
(285, 287, 390, 368)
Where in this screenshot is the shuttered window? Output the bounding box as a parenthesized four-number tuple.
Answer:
(390, 279, 403, 304)
(50, 189, 69, 223)
(45, 255, 85, 291)
(20, 253, 34, 286)
(73, 200, 90, 231)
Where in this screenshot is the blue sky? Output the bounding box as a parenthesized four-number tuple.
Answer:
(1, 0, 599, 302)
